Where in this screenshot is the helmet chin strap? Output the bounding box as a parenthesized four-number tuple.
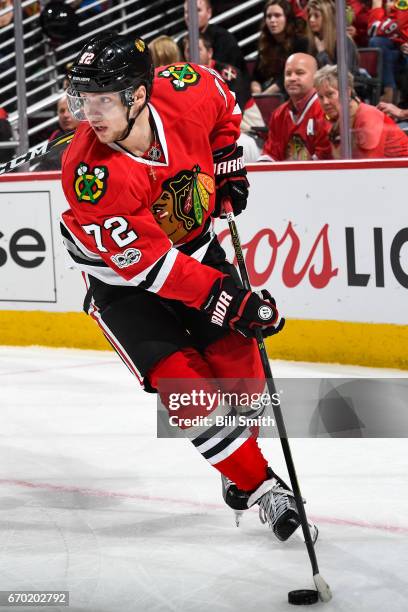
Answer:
(116, 97, 148, 142)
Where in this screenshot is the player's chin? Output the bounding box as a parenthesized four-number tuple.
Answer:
(92, 126, 111, 142)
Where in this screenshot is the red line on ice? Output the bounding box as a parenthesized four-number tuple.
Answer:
(1, 478, 407, 535)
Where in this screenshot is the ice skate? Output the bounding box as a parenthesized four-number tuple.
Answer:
(222, 470, 318, 542)
(221, 474, 249, 526)
(248, 469, 318, 543)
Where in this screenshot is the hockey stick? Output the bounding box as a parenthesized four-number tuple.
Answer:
(223, 198, 332, 603)
(0, 131, 75, 176)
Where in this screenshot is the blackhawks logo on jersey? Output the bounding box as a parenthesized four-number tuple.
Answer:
(395, 0, 408, 9)
(151, 165, 214, 244)
(285, 134, 312, 161)
(158, 63, 200, 91)
(74, 163, 109, 204)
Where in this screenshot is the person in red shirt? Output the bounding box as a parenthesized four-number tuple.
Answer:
(347, 0, 371, 47)
(290, 0, 308, 22)
(368, 0, 408, 101)
(314, 64, 408, 158)
(259, 52, 332, 161)
(62, 33, 316, 541)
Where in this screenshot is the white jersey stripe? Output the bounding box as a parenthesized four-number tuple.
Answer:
(146, 248, 179, 294)
(289, 93, 318, 126)
(89, 301, 144, 385)
(206, 435, 248, 466)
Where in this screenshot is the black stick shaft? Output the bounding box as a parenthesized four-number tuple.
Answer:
(224, 199, 320, 577)
(0, 131, 75, 176)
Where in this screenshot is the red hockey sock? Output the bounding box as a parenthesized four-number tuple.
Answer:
(214, 437, 268, 492)
(149, 348, 269, 492)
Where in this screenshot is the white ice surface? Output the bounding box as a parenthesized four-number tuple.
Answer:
(0, 346, 407, 611)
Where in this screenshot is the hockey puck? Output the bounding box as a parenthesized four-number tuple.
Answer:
(288, 589, 319, 605)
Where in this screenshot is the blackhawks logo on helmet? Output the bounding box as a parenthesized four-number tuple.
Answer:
(74, 163, 109, 204)
(135, 38, 145, 52)
(151, 165, 214, 244)
(158, 63, 200, 91)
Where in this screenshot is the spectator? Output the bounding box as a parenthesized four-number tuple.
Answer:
(184, 33, 251, 110)
(258, 52, 331, 161)
(290, 0, 308, 33)
(290, 0, 308, 21)
(314, 64, 408, 158)
(35, 95, 79, 171)
(0, 0, 12, 27)
(0, 0, 14, 106)
(62, 63, 74, 90)
(251, 0, 308, 95)
(0, 0, 13, 65)
(184, 32, 265, 161)
(368, 0, 408, 102)
(0, 114, 14, 163)
(347, 0, 370, 47)
(183, 0, 247, 74)
(377, 100, 408, 128)
(49, 95, 79, 140)
(24, 2, 41, 17)
(149, 35, 181, 67)
(307, 0, 359, 76)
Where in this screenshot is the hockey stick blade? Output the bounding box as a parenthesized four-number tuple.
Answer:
(0, 131, 75, 176)
(314, 573, 333, 602)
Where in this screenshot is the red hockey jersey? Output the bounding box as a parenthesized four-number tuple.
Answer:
(259, 92, 332, 161)
(368, 1, 408, 45)
(61, 63, 242, 309)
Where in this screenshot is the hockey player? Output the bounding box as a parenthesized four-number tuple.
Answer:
(62, 32, 315, 542)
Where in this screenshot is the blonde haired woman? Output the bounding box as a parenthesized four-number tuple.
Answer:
(307, 0, 359, 76)
(148, 35, 181, 68)
(314, 64, 408, 158)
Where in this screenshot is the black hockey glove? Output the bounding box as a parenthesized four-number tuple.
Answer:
(201, 276, 285, 338)
(212, 144, 249, 218)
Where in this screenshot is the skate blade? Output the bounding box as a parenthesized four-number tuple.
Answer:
(294, 522, 319, 544)
(234, 510, 244, 527)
